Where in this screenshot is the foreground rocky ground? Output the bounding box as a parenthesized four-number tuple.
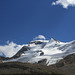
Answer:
(0, 54, 75, 75)
(0, 62, 64, 75)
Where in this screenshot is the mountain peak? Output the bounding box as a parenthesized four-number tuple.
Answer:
(2, 36, 75, 66)
(49, 38, 60, 43)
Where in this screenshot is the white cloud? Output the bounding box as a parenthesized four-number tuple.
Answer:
(52, 0, 75, 8)
(33, 35, 46, 40)
(0, 41, 25, 57)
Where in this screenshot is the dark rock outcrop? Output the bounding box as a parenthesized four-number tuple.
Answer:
(38, 59, 47, 65)
(40, 51, 44, 56)
(29, 41, 43, 45)
(56, 54, 75, 67)
(11, 46, 30, 59)
(0, 56, 10, 61)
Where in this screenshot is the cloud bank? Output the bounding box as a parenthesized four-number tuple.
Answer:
(33, 35, 46, 40)
(0, 41, 25, 57)
(52, 0, 75, 8)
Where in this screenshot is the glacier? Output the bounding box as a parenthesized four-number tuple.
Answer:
(3, 38, 75, 66)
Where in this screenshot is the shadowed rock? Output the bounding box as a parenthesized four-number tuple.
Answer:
(29, 41, 43, 45)
(11, 46, 30, 59)
(40, 51, 44, 56)
(38, 59, 47, 65)
(56, 54, 75, 67)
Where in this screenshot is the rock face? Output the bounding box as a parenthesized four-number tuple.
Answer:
(12, 46, 30, 59)
(29, 41, 43, 45)
(40, 51, 44, 56)
(0, 56, 10, 61)
(52, 54, 75, 75)
(56, 54, 75, 67)
(38, 59, 47, 65)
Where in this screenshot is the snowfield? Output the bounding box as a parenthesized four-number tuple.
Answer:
(3, 38, 75, 66)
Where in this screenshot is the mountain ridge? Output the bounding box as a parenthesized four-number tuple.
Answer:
(2, 38, 75, 66)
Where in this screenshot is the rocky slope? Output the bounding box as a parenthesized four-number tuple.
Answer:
(0, 54, 75, 75)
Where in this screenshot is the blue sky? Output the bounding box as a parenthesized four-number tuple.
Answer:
(0, 0, 75, 45)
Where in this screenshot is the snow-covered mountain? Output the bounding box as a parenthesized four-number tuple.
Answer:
(0, 51, 6, 57)
(3, 38, 75, 66)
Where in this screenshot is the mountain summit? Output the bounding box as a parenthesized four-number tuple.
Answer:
(3, 37, 75, 66)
